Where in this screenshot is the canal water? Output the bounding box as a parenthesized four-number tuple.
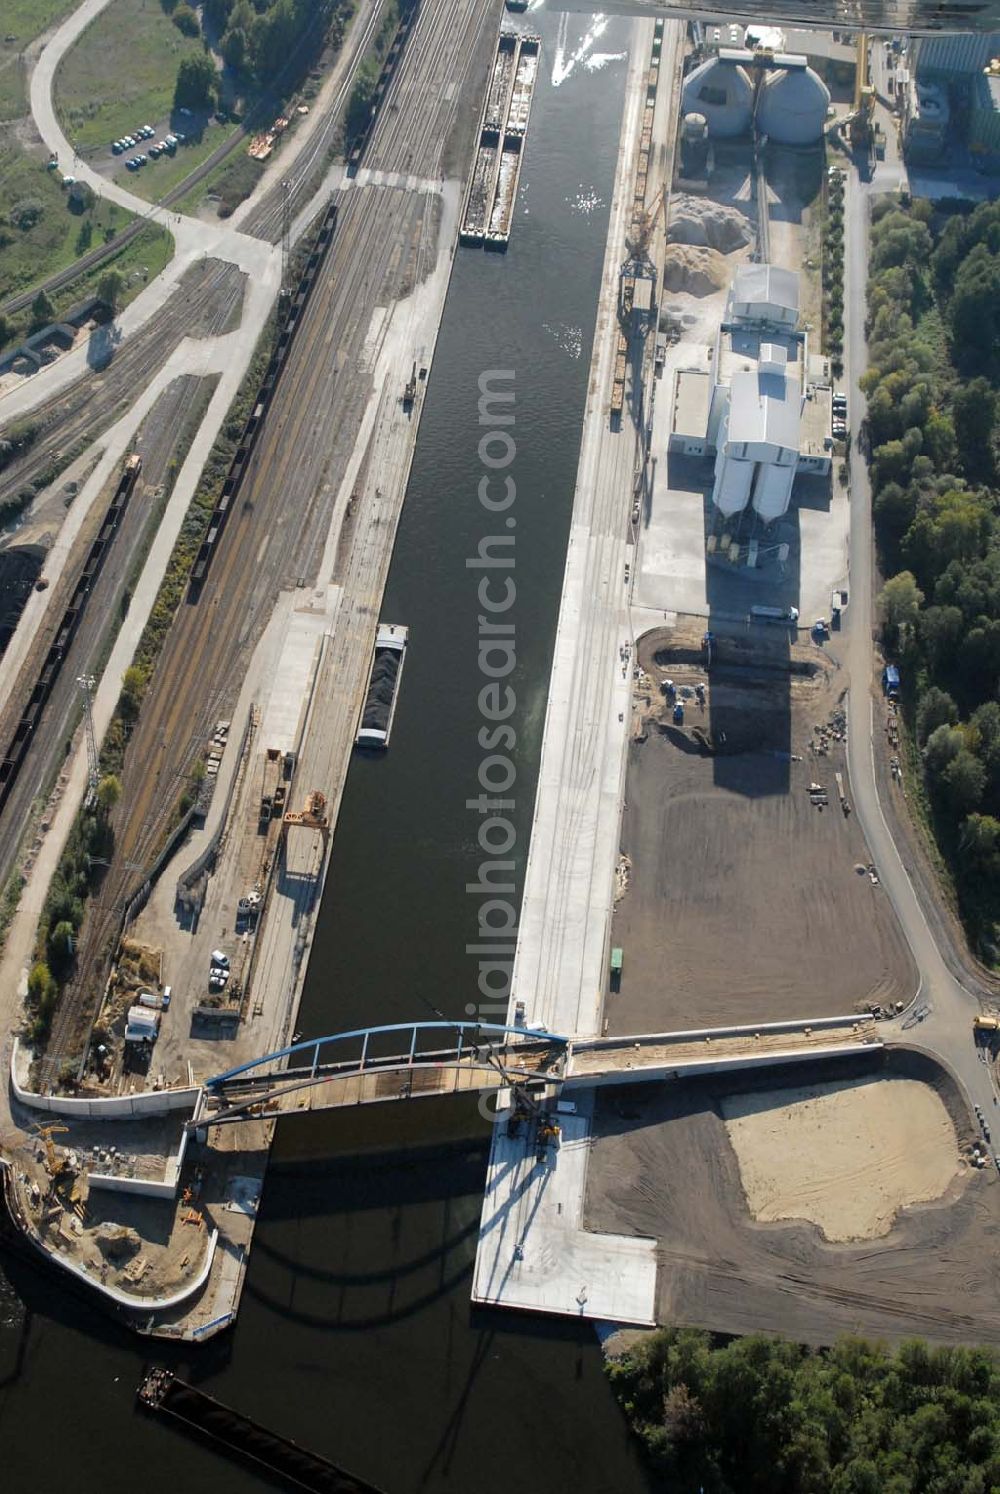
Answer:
(0, 13, 653, 1491)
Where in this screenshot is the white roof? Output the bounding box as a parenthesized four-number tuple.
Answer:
(731, 263, 799, 316)
(727, 366, 801, 455)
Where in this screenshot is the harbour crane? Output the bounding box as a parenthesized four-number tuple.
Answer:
(30, 1123, 69, 1176)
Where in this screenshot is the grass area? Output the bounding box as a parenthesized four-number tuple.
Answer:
(0, 142, 135, 306)
(113, 125, 237, 204)
(54, 0, 206, 152)
(174, 149, 263, 219)
(0, 0, 76, 119)
(0, 220, 173, 352)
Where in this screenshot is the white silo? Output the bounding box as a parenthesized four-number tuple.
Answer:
(751, 461, 796, 522)
(756, 65, 831, 146)
(681, 58, 753, 139)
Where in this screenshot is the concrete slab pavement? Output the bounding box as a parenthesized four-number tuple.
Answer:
(473, 1096, 657, 1325)
(474, 18, 676, 1331)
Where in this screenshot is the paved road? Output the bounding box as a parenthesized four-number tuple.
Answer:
(842, 137, 999, 1131)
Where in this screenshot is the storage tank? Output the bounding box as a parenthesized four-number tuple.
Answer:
(682, 58, 753, 138)
(757, 66, 830, 146)
(712, 451, 754, 515)
(680, 111, 710, 175)
(751, 460, 796, 522)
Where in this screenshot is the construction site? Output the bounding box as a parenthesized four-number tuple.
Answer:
(609, 618, 915, 1035)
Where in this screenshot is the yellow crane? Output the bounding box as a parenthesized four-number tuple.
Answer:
(30, 1123, 69, 1176)
(849, 32, 876, 149)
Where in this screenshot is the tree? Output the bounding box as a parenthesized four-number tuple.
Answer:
(346, 59, 378, 141)
(174, 52, 217, 113)
(879, 570, 923, 649)
(924, 723, 964, 776)
(47, 920, 76, 976)
(953, 377, 997, 483)
(940, 749, 985, 815)
(119, 664, 146, 721)
(950, 244, 1000, 376)
(96, 774, 122, 813)
(97, 268, 125, 311)
(916, 686, 958, 745)
(960, 814, 1000, 885)
(30, 289, 53, 331)
(172, 2, 200, 35)
(27, 960, 54, 1003)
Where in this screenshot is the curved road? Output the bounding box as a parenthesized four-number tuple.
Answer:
(842, 160, 999, 1126)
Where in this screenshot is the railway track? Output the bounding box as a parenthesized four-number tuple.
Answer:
(0, 357, 242, 901)
(49, 0, 501, 1078)
(0, 261, 246, 518)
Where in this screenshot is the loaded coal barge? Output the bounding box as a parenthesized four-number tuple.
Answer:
(137, 1366, 386, 1493)
(356, 623, 408, 749)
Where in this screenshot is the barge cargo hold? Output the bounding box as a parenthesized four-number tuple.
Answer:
(356, 623, 408, 748)
(460, 31, 540, 250)
(504, 36, 539, 135)
(137, 1366, 385, 1493)
(485, 138, 524, 246)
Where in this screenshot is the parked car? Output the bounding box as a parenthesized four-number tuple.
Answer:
(211, 949, 230, 969)
(111, 140, 124, 154)
(149, 144, 161, 158)
(126, 157, 139, 171)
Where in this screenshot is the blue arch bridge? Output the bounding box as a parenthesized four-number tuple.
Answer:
(191, 1014, 882, 1129)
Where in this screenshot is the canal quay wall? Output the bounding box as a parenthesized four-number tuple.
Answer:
(473, 16, 683, 1328)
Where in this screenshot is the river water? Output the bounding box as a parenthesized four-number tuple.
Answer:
(0, 13, 653, 1492)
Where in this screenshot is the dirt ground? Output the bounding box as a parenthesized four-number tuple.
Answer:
(721, 1074, 959, 1242)
(607, 621, 915, 1034)
(585, 1051, 1000, 1346)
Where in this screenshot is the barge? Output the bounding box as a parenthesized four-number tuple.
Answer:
(356, 624, 408, 749)
(137, 1366, 385, 1493)
(460, 32, 540, 250)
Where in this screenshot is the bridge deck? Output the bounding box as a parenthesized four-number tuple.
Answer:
(200, 1017, 881, 1126)
(568, 1016, 881, 1081)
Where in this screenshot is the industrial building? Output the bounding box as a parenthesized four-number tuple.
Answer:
(668, 263, 832, 523)
(900, 31, 1000, 163)
(912, 31, 1000, 82)
(970, 64, 1000, 161)
(680, 49, 830, 144)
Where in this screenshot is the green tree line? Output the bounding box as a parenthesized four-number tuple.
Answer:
(865, 197, 1000, 951)
(609, 1326, 1000, 1493)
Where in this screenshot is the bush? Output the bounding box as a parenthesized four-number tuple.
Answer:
(172, 2, 200, 35)
(10, 198, 44, 231)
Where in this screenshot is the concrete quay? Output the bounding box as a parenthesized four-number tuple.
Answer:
(473, 16, 682, 1328)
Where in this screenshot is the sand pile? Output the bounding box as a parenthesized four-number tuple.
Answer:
(669, 196, 752, 252)
(662, 245, 728, 296)
(721, 1075, 960, 1242)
